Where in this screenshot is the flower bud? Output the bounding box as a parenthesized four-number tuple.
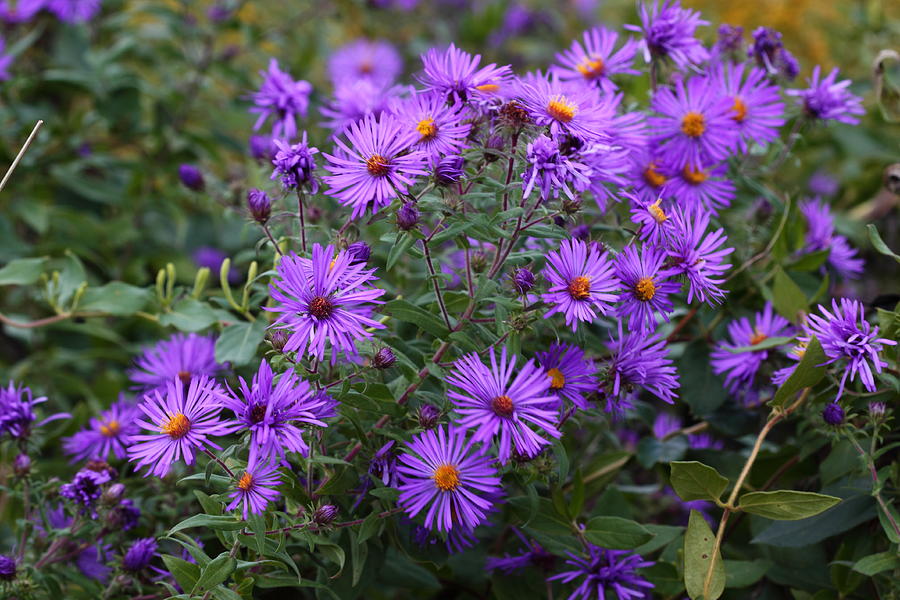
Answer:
(417, 404, 441, 429)
(397, 202, 419, 231)
(822, 402, 844, 426)
(102, 483, 127, 505)
(13, 454, 30, 477)
(434, 155, 464, 186)
(571, 224, 590, 241)
(267, 329, 290, 352)
(0, 555, 16, 581)
(347, 241, 371, 263)
(511, 267, 535, 294)
(471, 251, 487, 273)
(247, 189, 272, 224)
(372, 347, 396, 369)
(178, 164, 204, 191)
(249, 135, 275, 162)
(868, 402, 886, 420)
(313, 504, 339, 525)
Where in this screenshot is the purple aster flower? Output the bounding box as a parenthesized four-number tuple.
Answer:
(713, 62, 785, 153)
(417, 404, 441, 429)
(712, 24, 744, 58)
(77, 544, 112, 582)
(627, 149, 670, 204)
(271, 134, 319, 192)
(0, 0, 45, 24)
(391, 91, 471, 165)
(806, 299, 897, 400)
(549, 544, 655, 600)
(688, 433, 723, 450)
(615, 244, 681, 332)
(322, 113, 428, 220)
(226, 456, 281, 520)
(487, 528, 556, 573)
(266, 244, 386, 363)
(553, 27, 639, 94)
(521, 134, 592, 201)
(127, 376, 233, 478)
(650, 74, 739, 169)
(579, 138, 634, 212)
(417, 43, 512, 102)
(489, 4, 536, 47)
(446, 347, 560, 462)
(822, 402, 845, 426)
(328, 39, 402, 88)
(630, 197, 675, 246)
(660, 161, 735, 215)
(667, 207, 734, 305)
(250, 58, 312, 140)
(177, 164, 204, 191)
(535, 342, 598, 410)
(799, 198, 864, 279)
(603, 323, 679, 405)
(347, 241, 372, 263)
(0, 555, 15, 580)
(123, 538, 157, 573)
(320, 78, 401, 134)
(222, 359, 330, 462)
(129, 333, 225, 392)
(59, 468, 111, 518)
(396, 425, 503, 532)
(626, 0, 709, 70)
(516, 73, 615, 142)
(788, 66, 864, 125)
(542, 238, 620, 331)
(0, 382, 69, 440)
(47, 0, 101, 23)
(710, 302, 793, 393)
(748, 27, 798, 80)
(369, 440, 399, 486)
(63, 399, 139, 462)
(808, 171, 839, 197)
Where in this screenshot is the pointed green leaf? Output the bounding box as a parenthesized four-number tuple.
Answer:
(738, 490, 841, 520)
(215, 319, 266, 366)
(867, 224, 900, 264)
(169, 514, 245, 535)
(684, 510, 725, 600)
(670, 461, 729, 503)
(192, 552, 236, 594)
(852, 551, 900, 576)
(771, 266, 808, 322)
(770, 336, 828, 407)
(0, 257, 47, 285)
(583, 516, 654, 550)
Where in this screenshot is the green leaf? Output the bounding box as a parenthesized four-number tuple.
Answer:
(684, 510, 725, 600)
(752, 494, 875, 547)
(634, 524, 683, 555)
(583, 516, 654, 550)
(168, 514, 245, 535)
(159, 298, 219, 332)
(771, 266, 808, 322)
(770, 336, 828, 407)
(0, 257, 46, 285)
(867, 224, 900, 264)
(724, 559, 771, 588)
(350, 532, 368, 587)
(636, 436, 687, 469)
(677, 341, 728, 417)
(192, 553, 236, 594)
(738, 490, 841, 520)
(852, 551, 900, 576)
(319, 543, 345, 576)
(670, 461, 729, 503)
(724, 336, 794, 353)
(382, 298, 449, 339)
(78, 282, 151, 315)
(161, 554, 201, 592)
(386, 232, 415, 271)
(247, 512, 267, 555)
(357, 512, 382, 545)
(215, 319, 266, 366)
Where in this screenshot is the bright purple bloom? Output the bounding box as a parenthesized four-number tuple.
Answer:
(630, 197, 675, 247)
(535, 342, 598, 410)
(521, 134, 591, 201)
(271, 134, 319, 192)
(604, 323, 679, 406)
(788, 66, 864, 125)
(549, 544, 655, 600)
(0, 555, 15, 580)
(129, 333, 225, 392)
(128, 376, 233, 478)
(652, 412, 681, 439)
(446, 347, 560, 462)
(0, 0, 44, 24)
(396, 425, 503, 532)
(660, 160, 735, 215)
(249, 134, 276, 162)
(542, 238, 620, 331)
(222, 359, 330, 462)
(511, 266, 536, 294)
(615, 244, 681, 332)
(122, 538, 157, 572)
(328, 39, 402, 88)
(77, 544, 112, 582)
(667, 207, 734, 305)
(553, 27, 639, 94)
(516, 73, 615, 142)
(347, 241, 371, 263)
(487, 528, 555, 573)
(417, 43, 512, 102)
(713, 62, 786, 153)
(267, 244, 386, 363)
(626, 149, 670, 205)
(626, 0, 709, 69)
(227, 456, 281, 519)
(59, 468, 111, 517)
(322, 113, 429, 219)
(799, 198, 864, 279)
(250, 58, 312, 140)
(650, 75, 739, 169)
(435, 154, 465, 186)
(320, 78, 399, 134)
(710, 302, 793, 392)
(392, 92, 471, 164)
(0, 382, 68, 440)
(63, 399, 139, 462)
(806, 299, 897, 400)
(47, 0, 101, 23)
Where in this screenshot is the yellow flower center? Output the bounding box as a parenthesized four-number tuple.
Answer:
(416, 118, 438, 140)
(643, 164, 667, 188)
(682, 165, 708, 185)
(491, 395, 515, 417)
(648, 198, 667, 223)
(547, 95, 577, 122)
(161, 413, 191, 439)
(576, 57, 605, 79)
(732, 97, 747, 123)
(475, 83, 500, 93)
(237, 471, 253, 491)
(567, 276, 591, 300)
(366, 154, 391, 177)
(635, 277, 656, 301)
(681, 111, 706, 137)
(749, 329, 768, 346)
(100, 420, 120, 437)
(433, 464, 461, 492)
(547, 368, 566, 390)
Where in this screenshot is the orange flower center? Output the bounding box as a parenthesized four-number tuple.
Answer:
(237, 471, 253, 491)
(547, 368, 566, 390)
(732, 97, 747, 122)
(475, 83, 500, 93)
(433, 464, 461, 491)
(648, 198, 668, 223)
(568, 276, 591, 300)
(100, 420, 120, 437)
(161, 413, 191, 439)
(547, 95, 577, 122)
(491, 395, 515, 417)
(681, 111, 706, 137)
(416, 118, 438, 140)
(643, 164, 667, 188)
(749, 329, 768, 346)
(576, 57, 605, 79)
(635, 277, 656, 301)
(308, 296, 334, 319)
(682, 165, 708, 185)
(358, 61, 373, 75)
(366, 154, 391, 177)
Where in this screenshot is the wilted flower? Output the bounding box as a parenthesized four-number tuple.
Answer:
(59, 468, 111, 518)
